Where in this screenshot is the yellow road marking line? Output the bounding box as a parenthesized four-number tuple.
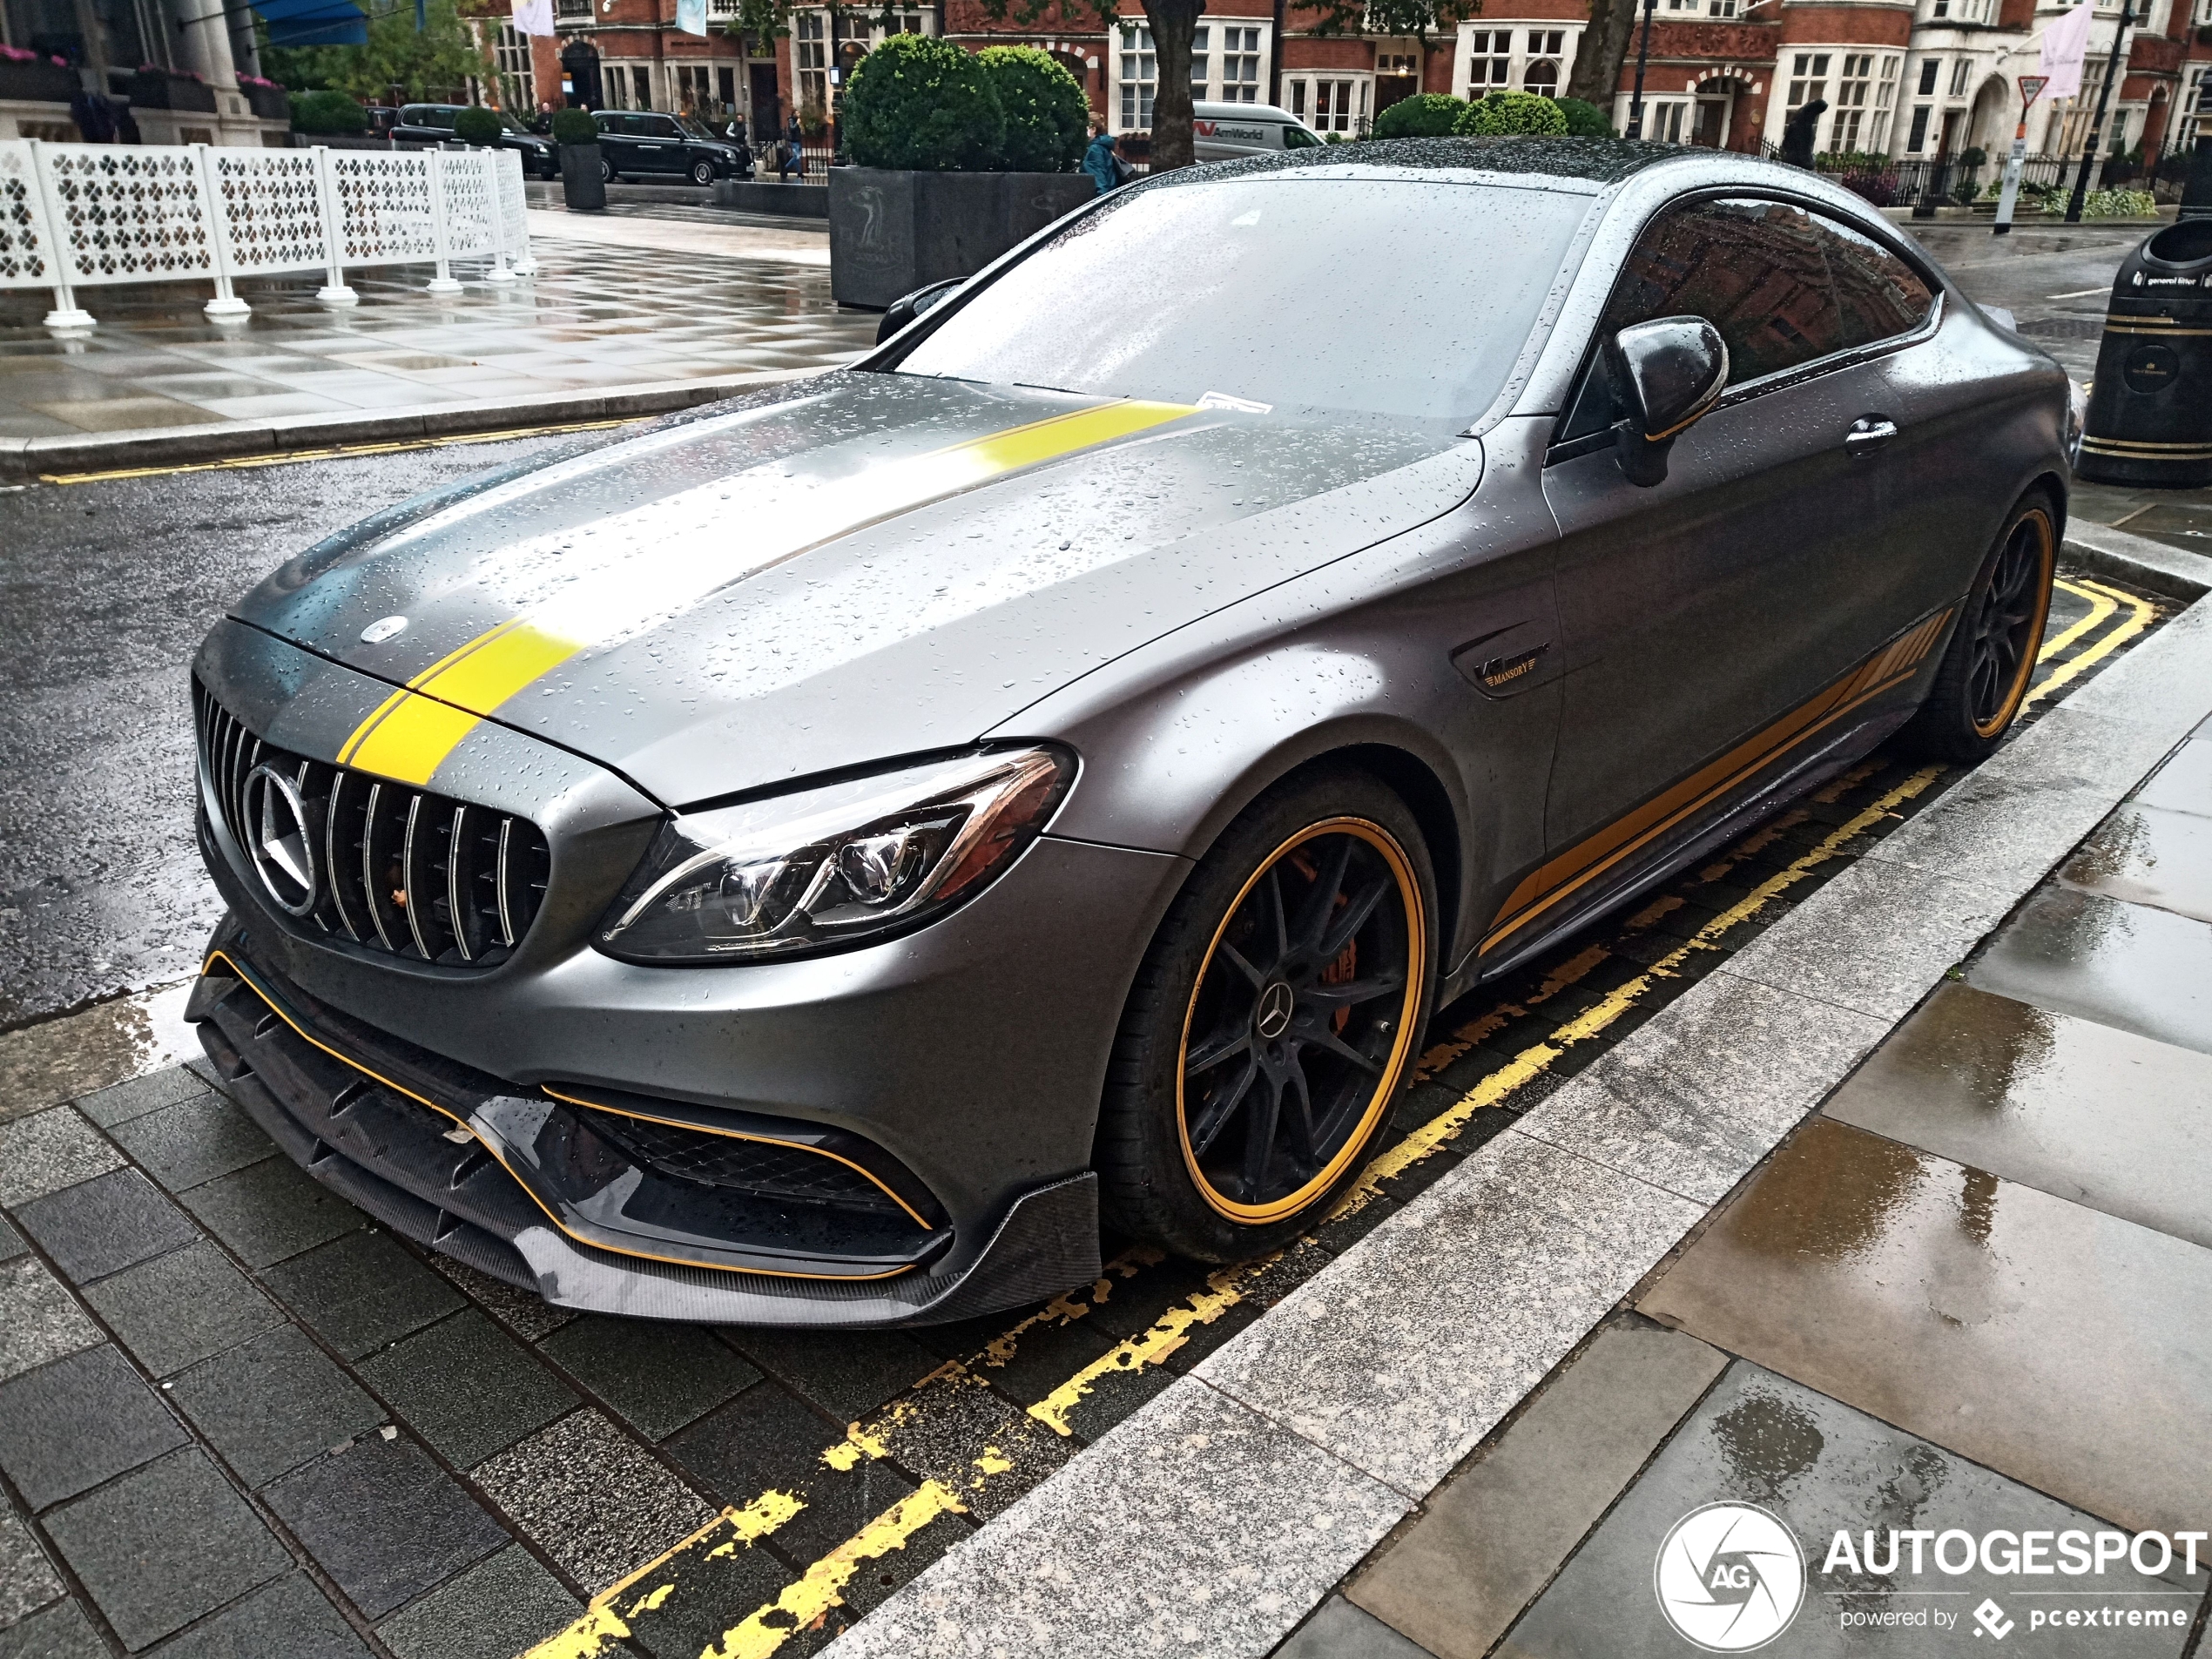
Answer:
(37, 418, 641, 486)
(2024, 577, 2155, 710)
(1027, 1258, 1271, 1437)
(333, 396, 1199, 786)
(701, 1483, 968, 1659)
(2041, 577, 2118, 664)
(1331, 764, 1948, 1219)
(523, 1490, 805, 1659)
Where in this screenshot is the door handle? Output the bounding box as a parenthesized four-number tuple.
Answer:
(1844, 416, 1898, 456)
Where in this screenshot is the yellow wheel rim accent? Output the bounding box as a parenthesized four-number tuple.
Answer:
(1175, 816, 1426, 1226)
(1974, 506, 2057, 740)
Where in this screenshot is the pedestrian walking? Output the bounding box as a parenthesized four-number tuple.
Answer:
(1082, 123, 1123, 196)
(781, 114, 805, 182)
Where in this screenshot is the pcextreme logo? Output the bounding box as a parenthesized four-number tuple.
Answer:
(1655, 1503, 1807, 1652)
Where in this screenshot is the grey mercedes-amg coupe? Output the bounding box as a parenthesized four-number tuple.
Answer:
(186, 137, 2070, 1326)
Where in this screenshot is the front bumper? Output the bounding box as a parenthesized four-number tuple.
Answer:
(188, 921, 1104, 1326)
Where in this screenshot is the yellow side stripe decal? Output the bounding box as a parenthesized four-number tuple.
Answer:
(337, 398, 1199, 786)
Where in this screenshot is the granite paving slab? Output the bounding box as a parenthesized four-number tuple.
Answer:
(12, 1168, 198, 1284)
(1824, 982, 2212, 1249)
(0, 1509, 64, 1631)
(1966, 887, 2212, 1055)
(373, 1545, 582, 1659)
(359, 1311, 577, 1469)
(1195, 1132, 1704, 1498)
(150, 1572, 371, 1659)
(1495, 1365, 2203, 1658)
(536, 1317, 756, 1443)
(82, 1241, 282, 1379)
(0, 1344, 188, 1512)
(1346, 1321, 1726, 1659)
(2061, 803, 2212, 924)
(825, 1379, 1409, 1659)
(1640, 1116, 2212, 1538)
(0, 1107, 121, 1209)
(168, 1326, 387, 1489)
(0, 1257, 101, 1385)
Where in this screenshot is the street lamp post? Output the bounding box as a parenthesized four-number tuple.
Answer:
(1626, 0, 1658, 139)
(2064, 0, 2133, 223)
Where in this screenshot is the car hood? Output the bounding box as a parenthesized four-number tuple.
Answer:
(233, 373, 1482, 806)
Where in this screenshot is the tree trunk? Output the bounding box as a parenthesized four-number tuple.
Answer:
(1144, 0, 1201, 170)
(1568, 0, 1637, 112)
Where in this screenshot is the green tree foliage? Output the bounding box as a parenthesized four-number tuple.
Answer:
(1372, 91, 1467, 139)
(979, 45, 1088, 172)
(1455, 91, 1568, 137)
(551, 106, 597, 144)
(843, 32, 1005, 171)
(261, 0, 490, 104)
(288, 88, 368, 132)
(452, 105, 502, 145)
(1554, 96, 1613, 137)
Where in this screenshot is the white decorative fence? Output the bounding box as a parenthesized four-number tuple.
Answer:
(0, 139, 535, 329)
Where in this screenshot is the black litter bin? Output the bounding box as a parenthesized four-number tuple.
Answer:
(2075, 216, 2212, 486)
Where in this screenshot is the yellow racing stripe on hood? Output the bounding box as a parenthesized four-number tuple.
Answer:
(334, 398, 1197, 787)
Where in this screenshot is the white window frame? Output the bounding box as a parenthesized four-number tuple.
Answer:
(1285, 73, 1371, 133)
(1110, 21, 1156, 133)
(1451, 19, 1582, 101)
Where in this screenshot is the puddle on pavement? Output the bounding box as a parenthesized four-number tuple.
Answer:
(1966, 887, 2212, 1056)
(2061, 804, 2212, 924)
(1640, 1116, 2212, 1538)
(1496, 1363, 2206, 1659)
(1824, 982, 2212, 1250)
(0, 980, 195, 1125)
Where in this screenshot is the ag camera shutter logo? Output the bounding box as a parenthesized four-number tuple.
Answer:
(1655, 1502, 1806, 1652)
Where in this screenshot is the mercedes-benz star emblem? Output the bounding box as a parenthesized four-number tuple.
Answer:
(242, 763, 320, 918)
(1255, 981, 1296, 1040)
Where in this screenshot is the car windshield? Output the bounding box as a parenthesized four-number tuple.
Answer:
(500, 113, 530, 133)
(894, 176, 1591, 426)
(675, 115, 717, 139)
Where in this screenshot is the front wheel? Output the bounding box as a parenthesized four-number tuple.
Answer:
(1898, 492, 2058, 763)
(690, 158, 715, 185)
(1096, 770, 1436, 1262)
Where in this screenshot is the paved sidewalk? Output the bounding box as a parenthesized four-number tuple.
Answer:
(0, 237, 865, 447)
(1301, 678, 2212, 1657)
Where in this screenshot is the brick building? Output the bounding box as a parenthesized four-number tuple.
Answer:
(502, 0, 2210, 165)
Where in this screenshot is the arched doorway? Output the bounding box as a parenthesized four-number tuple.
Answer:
(1966, 74, 2008, 158)
(1688, 72, 1754, 150)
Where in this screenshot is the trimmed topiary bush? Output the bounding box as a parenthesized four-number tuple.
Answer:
(1554, 96, 1613, 138)
(453, 105, 502, 145)
(845, 33, 1005, 172)
(979, 44, 1087, 172)
(1454, 91, 1568, 137)
(289, 89, 367, 134)
(551, 106, 597, 145)
(1372, 92, 1467, 139)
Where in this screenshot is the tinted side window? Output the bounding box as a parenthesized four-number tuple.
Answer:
(1602, 198, 1842, 383)
(648, 116, 681, 138)
(1817, 212, 1936, 347)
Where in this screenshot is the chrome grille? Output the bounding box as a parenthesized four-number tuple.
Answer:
(195, 679, 551, 968)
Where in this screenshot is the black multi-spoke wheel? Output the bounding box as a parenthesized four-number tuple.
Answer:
(1097, 771, 1433, 1261)
(1900, 494, 2058, 763)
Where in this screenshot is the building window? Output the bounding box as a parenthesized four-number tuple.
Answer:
(1707, 0, 1737, 16)
(676, 64, 724, 113)
(1906, 103, 1932, 150)
(1947, 57, 1969, 96)
(1917, 57, 1939, 95)
(1525, 28, 1562, 53)
(797, 12, 827, 117)
(1648, 100, 1687, 141)
(1787, 52, 1829, 111)
(1830, 53, 1873, 151)
(1190, 26, 1210, 96)
(1466, 30, 1510, 88)
(1524, 58, 1559, 91)
(1119, 24, 1156, 129)
(1292, 77, 1364, 132)
(492, 22, 534, 111)
(1220, 27, 1261, 101)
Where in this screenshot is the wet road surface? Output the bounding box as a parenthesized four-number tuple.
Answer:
(0, 428, 617, 1030)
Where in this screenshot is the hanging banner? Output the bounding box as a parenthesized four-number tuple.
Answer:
(2040, 3, 2094, 99)
(510, 0, 554, 35)
(676, 0, 708, 37)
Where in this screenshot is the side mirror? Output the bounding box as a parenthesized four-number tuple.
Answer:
(874, 278, 963, 346)
(1604, 316, 1729, 488)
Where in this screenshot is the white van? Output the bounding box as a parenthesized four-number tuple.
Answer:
(1191, 101, 1326, 163)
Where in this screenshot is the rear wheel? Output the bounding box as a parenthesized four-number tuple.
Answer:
(600, 157, 617, 184)
(1898, 492, 2058, 763)
(1097, 771, 1435, 1262)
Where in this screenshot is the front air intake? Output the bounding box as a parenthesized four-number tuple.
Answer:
(195, 678, 550, 968)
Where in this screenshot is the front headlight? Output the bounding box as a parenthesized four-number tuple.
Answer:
(595, 746, 1072, 964)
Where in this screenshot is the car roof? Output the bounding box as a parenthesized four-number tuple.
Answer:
(1170, 135, 1701, 191)
(1192, 101, 1300, 123)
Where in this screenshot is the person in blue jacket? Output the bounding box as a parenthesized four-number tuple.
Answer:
(1082, 124, 1124, 196)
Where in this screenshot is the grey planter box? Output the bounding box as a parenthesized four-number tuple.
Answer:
(829, 166, 1096, 309)
(0, 58, 78, 104)
(560, 142, 606, 212)
(713, 179, 828, 218)
(126, 70, 218, 112)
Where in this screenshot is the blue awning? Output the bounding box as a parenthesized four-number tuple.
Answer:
(253, 0, 368, 47)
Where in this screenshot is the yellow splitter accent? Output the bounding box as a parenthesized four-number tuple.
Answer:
(337, 398, 1199, 786)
